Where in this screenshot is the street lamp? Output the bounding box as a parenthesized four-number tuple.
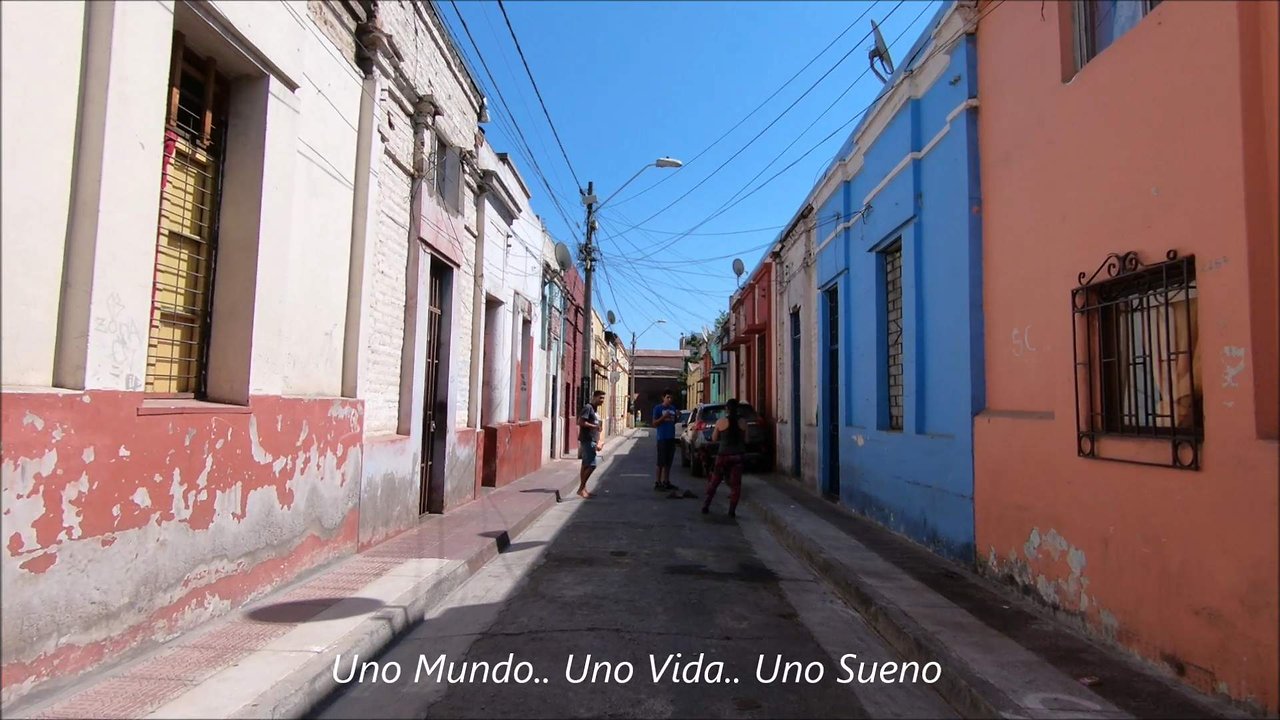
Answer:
(579, 158, 682, 410)
(628, 319, 667, 425)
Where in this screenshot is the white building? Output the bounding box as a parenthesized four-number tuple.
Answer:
(0, 0, 486, 705)
(771, 206, 820, 485)
(470, 141, 550, 485)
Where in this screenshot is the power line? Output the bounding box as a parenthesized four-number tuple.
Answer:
(608, 0, 885, 208)
(625, 1, 998, 263)
(447, 0, 581, 239)
(703, 1, 938, 224)
(496, 0, 582, 190)
(617, 0, 907, 233)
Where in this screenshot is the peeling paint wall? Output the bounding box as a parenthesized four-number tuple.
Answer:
(975, 0, 1279, 711)
(1, 392, 362, 704)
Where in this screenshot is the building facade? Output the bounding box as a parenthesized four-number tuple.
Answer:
(814, 2, 983, 561)
(974, 0, 1278, 709)
(0, 0, 486, 704)
(772, 207, 820, 483)
(727, 263, 775, 428)
(557, 266, 586, 456)
(337, 0, 487, 544)
(473, 144, 548, 488)
(632, 350, 685, 424)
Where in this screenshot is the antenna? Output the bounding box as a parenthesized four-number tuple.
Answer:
(869, 20, 895, 84)
(554, 241, 573, 272)
(732, 258, 745, 289)
(606, 310, 617, 326)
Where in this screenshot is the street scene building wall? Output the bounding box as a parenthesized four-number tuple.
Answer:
(973, 0, 1278, 708)
(475, 142, 546, 488)
(1, 0, 372, 703)
(318, 0, 487, 547)
(814, 3, 983, 562)
(773, 208, 819, 484)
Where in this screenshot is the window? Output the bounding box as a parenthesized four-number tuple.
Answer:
(1072, 250, 1202, 469)
(883, 241, 904, 431)
(145, 35, 231, 397)
(433, 133, 449, 200)
(1075, 0, 1161, 68)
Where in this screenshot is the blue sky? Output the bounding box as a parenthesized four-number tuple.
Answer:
(441, 0, 943, 350)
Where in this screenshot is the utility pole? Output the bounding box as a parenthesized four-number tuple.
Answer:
(579, 181, 597, 411)
(629, 331, 637, 426)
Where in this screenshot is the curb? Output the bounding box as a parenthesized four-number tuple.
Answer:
(743, 476, 1010, 720)
(245, 430, 640, 719)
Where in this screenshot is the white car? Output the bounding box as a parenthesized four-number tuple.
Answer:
(674, 409, 692, 451)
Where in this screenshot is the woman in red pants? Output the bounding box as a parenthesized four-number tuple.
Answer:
(702, 398, 749, 518)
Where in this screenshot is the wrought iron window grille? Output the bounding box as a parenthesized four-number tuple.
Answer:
(1072, 250, 1202, 470)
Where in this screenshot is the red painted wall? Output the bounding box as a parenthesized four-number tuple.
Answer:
(975, 1, 1278, 710)
(481, 420, 544, 488)
(560, 266, 585, 455)
(1, 390, 362, 704)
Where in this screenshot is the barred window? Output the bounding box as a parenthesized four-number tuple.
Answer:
(1073, 251, 1202, 469)
(146, 34, 230, 396)
(883, 241, 904, 431)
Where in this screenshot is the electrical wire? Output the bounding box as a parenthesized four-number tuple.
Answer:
(447, 0, 582, 240)
(624, 1, 1001, 263)
(607, 0, 885, 208)
(496, 0, 583, 190)
(616, 0, 907, 233)
(711, 1, 938, 217)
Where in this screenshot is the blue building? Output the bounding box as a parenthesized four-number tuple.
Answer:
(814, 2, 983, 562)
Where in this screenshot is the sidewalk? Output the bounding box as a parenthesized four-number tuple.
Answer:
(743, 474, 1261, 720)
(11, 431, 639, 720)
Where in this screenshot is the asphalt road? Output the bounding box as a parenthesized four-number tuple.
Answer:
(314, 431, 955, 719)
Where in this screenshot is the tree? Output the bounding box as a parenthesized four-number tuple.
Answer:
(713, 310, 729, 337)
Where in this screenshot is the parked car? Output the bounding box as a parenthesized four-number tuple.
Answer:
(680, 402, 769, 476)
(674, 409, 692, 447)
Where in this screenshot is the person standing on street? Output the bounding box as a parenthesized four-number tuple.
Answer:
(703, 398, 748, 518)
(577, 390, 607, 499)
(651, 390, 680, 491)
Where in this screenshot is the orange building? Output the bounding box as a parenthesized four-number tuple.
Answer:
(974, 0, 1277, 711)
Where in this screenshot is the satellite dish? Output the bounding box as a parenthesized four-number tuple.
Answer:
(606, 310, 617, 325)
(869, 20, 895, 84)
(732, 258, 745, 277)
(554, 241, 573, 271)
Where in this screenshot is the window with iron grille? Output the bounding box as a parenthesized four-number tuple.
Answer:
(1074, 0, 1162, 68)
(1072, 250, 1202, 469)
(883, 241, 904, 431)
(145, 34, 230, 397)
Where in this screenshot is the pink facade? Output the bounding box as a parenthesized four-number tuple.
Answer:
(975, 0, 1278, 711)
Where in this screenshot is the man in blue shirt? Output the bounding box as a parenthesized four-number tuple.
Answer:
(651, 389, 680, 491)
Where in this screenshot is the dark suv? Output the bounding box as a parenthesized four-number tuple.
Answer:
(679, 402, 768, 477)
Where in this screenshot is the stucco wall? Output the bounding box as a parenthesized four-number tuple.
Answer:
(773, 219, 819, 485)
(0, 0, 83, 387)
(0, 0, 467, 704)
(974, 0, 1278, 710)
(815, 15, 982, 562)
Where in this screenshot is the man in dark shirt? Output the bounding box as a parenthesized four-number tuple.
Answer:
(651, 390, 680, 491)
(577, 390, 607, 499)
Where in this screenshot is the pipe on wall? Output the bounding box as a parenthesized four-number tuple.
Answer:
(468, 178, 488, 429)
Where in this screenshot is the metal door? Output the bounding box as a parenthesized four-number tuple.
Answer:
(419, 262, 445, 515)
(825, 289, 841, 499)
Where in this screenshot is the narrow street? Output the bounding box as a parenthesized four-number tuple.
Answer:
(314, 431, 954, 719)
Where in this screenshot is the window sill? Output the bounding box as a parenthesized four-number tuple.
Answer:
(137, 399, 252, 416)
